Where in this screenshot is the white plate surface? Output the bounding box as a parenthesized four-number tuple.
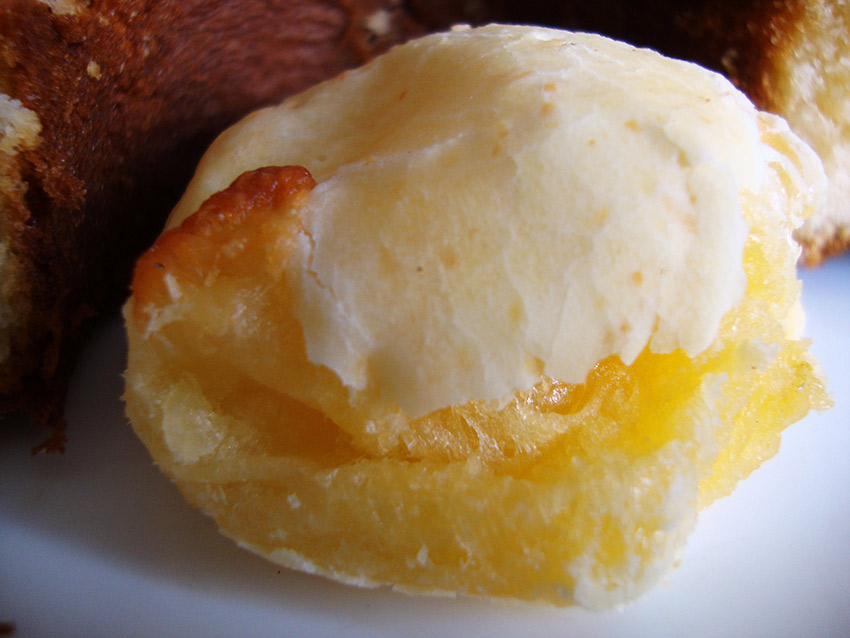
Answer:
(2, 255, 848, 638)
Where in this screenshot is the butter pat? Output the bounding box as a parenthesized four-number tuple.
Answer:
(168, 25, 820, 418)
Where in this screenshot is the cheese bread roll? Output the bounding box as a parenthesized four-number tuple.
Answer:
(124, 25, 829, 608)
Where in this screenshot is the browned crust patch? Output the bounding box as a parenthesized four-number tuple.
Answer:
(132, 165, 316, 329)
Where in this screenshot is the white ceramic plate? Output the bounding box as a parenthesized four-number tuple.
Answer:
(2, 255, 848, 638)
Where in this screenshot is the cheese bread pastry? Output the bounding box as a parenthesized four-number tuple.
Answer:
(124, 25, 829, 608)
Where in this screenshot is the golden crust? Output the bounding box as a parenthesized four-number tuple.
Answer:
(132, 165, 316, 330)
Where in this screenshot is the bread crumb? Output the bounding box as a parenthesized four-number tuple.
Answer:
(0, 94, 42, 154)
(36, 0, 87, 15)
(86, 60, 102, 80)
(364, 10, 392, 38)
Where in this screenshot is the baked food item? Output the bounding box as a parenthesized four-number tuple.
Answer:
(506, 0, 849, 265)
(0, 0, 497, 448)
(124, 25, 829, 607)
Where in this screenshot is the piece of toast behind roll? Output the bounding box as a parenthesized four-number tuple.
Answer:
(0, 0, 495, 448)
